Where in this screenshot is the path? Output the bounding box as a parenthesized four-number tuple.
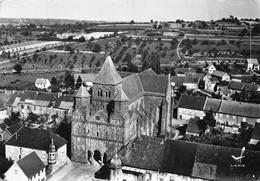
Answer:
(176, 33, 187, 59)
(48, 158, 101, 181)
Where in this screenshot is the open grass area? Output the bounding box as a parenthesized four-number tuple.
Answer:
(0, 72, 63, 87)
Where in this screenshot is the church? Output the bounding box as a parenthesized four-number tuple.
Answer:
(71, 56, 173, 164)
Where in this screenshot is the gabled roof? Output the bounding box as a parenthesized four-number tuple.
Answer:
(19, 91, 38, 102)
(138, 74, 168, 94)
(178, 95, 206, 110)
(75, 85, 91, 98)
(139, 68, 156, 75)
(219, 100, 260, 119)
(119, 135, 260, 181)
(5, 91, 22, 107)
(5, 127, 67, 152)
(114, 89, 129, 102)
(171, 76, 200, 87)
(74, 73, 97, 83)
(122, 74, 143, 100)
(204, 97, 221, 112)
(251, 122, 260, 141)
(211, 70, 229, 78)
(17, 152, 45, 179)
(6, 123, 23, 135)
(93, 56, 123, 85)
(53, 95, 74, 109)
(35, 78, 50, 85)
(174, 68, 196, 75)
(186, 118, 200, 135)
(247, 58, 259, 65)
(228, 81, 258, 92)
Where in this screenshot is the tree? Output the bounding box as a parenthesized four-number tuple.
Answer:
(64, 71, 75, 89)
(203, 109, 216, 127)
(92, 43, 102, 53)
(123, 53, 131, 63)
(96, 60, 101, 67)
(78, 36, 85, 42)
(76, 76, 82, 89)
(4, 112, 21, 126)
(50, 77, 58, 86)
(13, 64, 22, 74)
(130, 20, 135, 24)
(0, 157, 13, 179)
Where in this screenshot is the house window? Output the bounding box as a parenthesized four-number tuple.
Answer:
(21, 105, 24, 109)
(226, 115, 229, 118)
(27, 105, 30, 110)
(34, 106, 36, 111)
(219, 113, 223, 118)
(97, 89, 103, 97)
(243, 117, 246, 122)
(233, 115, 236, 119)
(97, 132, 99, 137)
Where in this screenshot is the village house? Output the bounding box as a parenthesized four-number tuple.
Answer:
(249, 122, 260, 145)
(0, 122, 22, 142)
(97, 135, 260, 181)
(5, 91, 74, 119)
(177, 95, 206, 120)
(35, 78, 51, 90)
(207, 63, 216, 74)
(4, 151, 46, 181)
(171, 76, 200, 90)
(227, 81, 259, 95)
(71, 56, 173, 163)
(203, 74, 218, 92)
(177, 95, 260, 133)
(211, 70, 230, 81)
(5, 127, 67, 174)
(247, 58, 259, 72)
(186, 118, 201, 136)
(174, 68, 196, 77)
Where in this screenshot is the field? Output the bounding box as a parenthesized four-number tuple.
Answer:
(0, 72, 63, 89)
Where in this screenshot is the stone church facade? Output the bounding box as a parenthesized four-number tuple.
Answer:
(71, 56, 173, 164)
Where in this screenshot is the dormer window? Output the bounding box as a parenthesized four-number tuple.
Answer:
(97, 89, 103, 97)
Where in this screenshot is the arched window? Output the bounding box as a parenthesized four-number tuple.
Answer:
(97, 89, 103, 97)
(105, 90, 111, 98)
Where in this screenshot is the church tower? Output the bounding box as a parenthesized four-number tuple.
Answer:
(92, 56, 123, 111)
(74, 84, 91, 119)
(109, 153, 123, 181)
(48, 139, 57, 165)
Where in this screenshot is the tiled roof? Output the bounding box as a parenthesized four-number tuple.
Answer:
(211, 70, 228, 78)
(119, 135, 260, 181)
(178, 95, 206, 110)
(251, 122, 260, 140)
(219, 100, 260, 118)
(5, 91, 22, 107)
(122, 74, 143, 100)
(174, 68, 196, 75)
(6, 123, 23, 135)
(19, 91, 38, 102)
(17, 152, 45, 179)
(114, 89, 129, 102)
(204, 97, 221, 112)
(75, 85, 91, 98)
(74, 73, 97, 83)
(138, 74, 168, 94)
(35, 78, 50, 85)
(186, 118, 200, 135)
(5, 127, 67, 152)
(118, 71, 135, 78)
(58, 101, 73, 110)
(53, 95, 74, 109)
(35, 92, 58, 102)
(94, 56, 123, 85)
(228, 81, 258, 92)
(139, 68, 156, 75)
(171, 76, 200, 87)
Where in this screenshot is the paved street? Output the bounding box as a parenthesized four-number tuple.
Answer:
(48, 159, 101, 181)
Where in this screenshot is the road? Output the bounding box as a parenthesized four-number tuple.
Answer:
(177, 34, 186, 60)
